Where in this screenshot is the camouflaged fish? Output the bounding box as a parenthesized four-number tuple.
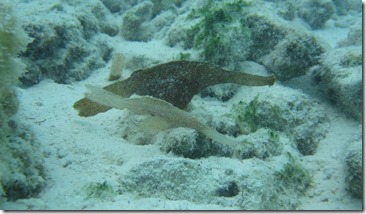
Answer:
(74, 60, 275, 117)
(84, 85, 239, 146)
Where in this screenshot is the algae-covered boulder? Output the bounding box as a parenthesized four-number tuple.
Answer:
(19, 0, 116, 85)
(157, 128, 212, 159)
(241, 5, 327, 81)
(332, 0, 361, 15)
(182, 0, 253, 69)
(156, 126, 284, 160)
(337, 24, 362, 47)
(261, 32, 327, 81)
(200, 84, 241, 103)
(0, 0, 45, 204)
(121, 1, 154, 41)
(232, 86, 329, 155)
(118, 156, 308, 209)
(164, 0, 256, 69)
(345, 140, 362, 198)
(232, 128, 284, 160)
(119, 157, 239, 203)
(0, 124, 45, 201)
(313, 46, 362, 120)
(297, 0, 335, 29)
(164, 0, 328, 77)
(101, 0, 139, 14)
(243, 12, 289, 61)
(120, 0, 182, 42)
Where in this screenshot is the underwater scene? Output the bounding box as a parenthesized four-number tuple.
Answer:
(0, 0, 362, 210)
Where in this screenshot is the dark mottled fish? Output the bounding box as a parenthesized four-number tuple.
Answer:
(74, 60, 275, 117)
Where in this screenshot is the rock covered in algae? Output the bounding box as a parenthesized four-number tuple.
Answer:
(345, 140, 362, 198)
(73, 60, 275, 117)
(313, 46, 362, 121)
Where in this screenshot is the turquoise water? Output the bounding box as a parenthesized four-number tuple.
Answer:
(0, 0, 362, 210)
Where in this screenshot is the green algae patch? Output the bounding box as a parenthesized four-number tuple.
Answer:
(84, 181, 116, 200)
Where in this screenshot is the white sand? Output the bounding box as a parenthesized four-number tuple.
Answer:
(1, 0, 363, 210)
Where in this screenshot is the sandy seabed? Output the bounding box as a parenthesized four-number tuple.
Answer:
(1, 0, 363, 210)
